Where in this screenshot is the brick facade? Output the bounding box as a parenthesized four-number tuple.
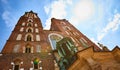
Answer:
(0, 11, 119, 70)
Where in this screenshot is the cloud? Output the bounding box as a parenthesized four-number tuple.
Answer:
(44, 5, 50, 15)
(68, 0, 96, 26)
(104, 13, 120, 32)
(97, 13, 120, 41)
(2, 11, 16, 27)
(44, 0, 72, 30)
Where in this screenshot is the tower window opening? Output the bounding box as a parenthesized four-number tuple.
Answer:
(27, 35, 32, 41)
(28, 29, 32, 32)
(25, 47, 31, 53)
(28, 23, 32, 27)
(14, 65, 19, 70)
(28, 19, 33, 22)
(13, 59, 21, 70)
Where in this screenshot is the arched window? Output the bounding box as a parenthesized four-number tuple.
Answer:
(33, 58, 40, 69)
(28, 23, 32, 27)
(27, 35, 32, 41)
(28, 19, 33, 22)
(27, 23, 33, 27)
(26, 27, 33, 32)
(13, 59, 22, 70)
(25, 47, 31, 53)
(25, 34, 33, 41)
(25, 44, 32, 53)
(16, 34, 22, 40)
(48, 33, 63, 50)
(28, 28, 32, 32)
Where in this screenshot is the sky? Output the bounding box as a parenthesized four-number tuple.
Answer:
(0, 0, 120, 51)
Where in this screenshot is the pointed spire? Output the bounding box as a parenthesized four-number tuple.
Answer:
(30, 10, 33, 13)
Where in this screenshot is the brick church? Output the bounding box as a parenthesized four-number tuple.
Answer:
(0, 11, 120, 70)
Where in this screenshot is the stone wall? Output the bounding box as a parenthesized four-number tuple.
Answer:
(69, 46, 120, 70)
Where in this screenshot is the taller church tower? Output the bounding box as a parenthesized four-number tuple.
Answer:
(2, 11, 46, 53)
(0, 11, 55, 70)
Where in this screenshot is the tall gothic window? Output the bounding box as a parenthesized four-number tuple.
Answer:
(48, 33, 63, 50)
(25, 44, 31, 53)
(27, 35, 32, 41)
(25, 47, 31, 53)
(28, 28, 32, 32)
(26, 27, 33, 32)
(14, 65, 19, 70)
(27, 23, 33, 27)
(28, 23, 32, 27)
(25, 34, 33, 41)
(13, 59, 22, 70)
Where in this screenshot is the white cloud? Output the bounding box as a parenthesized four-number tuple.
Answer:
(44, 18, 51, 29)
(44, 0, 72, 30)
(44, 5, 50, 15)
(69, 0, 95, 26)
(73, 1, 95, 20)
(97, 13, 120, 41)
(97, 32, 106, 41)
(2, 11, 16, 27)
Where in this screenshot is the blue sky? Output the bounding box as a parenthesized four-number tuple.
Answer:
(0, 0, 120, 51)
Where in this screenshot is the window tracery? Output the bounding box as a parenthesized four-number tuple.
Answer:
(48, 33, 63, 50)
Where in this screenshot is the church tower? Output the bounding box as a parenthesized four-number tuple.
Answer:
(0, 11, 54, 70)
(2, 11, 46, 53)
